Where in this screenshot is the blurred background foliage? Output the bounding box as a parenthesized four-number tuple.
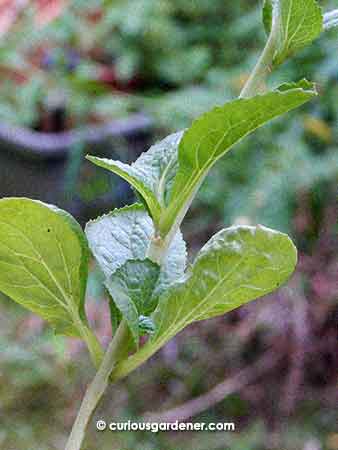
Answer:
(0, 1, 337, 450)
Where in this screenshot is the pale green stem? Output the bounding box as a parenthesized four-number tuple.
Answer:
(71, 307, 104, 369)
(146, 234, 168, 265)
(65, 321, 130, 450)
(79, 324, 104, 369)
(239, 32, 276, 98)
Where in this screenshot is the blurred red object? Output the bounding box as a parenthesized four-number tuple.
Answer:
(0, 0, 25, 36)
(0, 0, 66, 37)
(35, 0, 66, 26)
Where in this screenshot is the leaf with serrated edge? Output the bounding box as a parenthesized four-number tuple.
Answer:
(160, 80, 317, 237)
(85, 204, 187, 324)
(115, 225, 297, 373)
(0, 198, 89, 337)
(105, 259, 160, 346)
(86, 131, 183, 226)
(263, 0, 323, 65)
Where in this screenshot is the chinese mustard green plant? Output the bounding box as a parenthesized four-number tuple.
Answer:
(0, 2, 337, 450)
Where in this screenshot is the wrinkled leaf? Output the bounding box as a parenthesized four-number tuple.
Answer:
(263, 0, 323, 65)
(85, 203, 187, 328)
(85, 204, 151, 279)
(86, 132, 183, 226)
(105, 259, 160, 346)
(160, 80, 317, 236)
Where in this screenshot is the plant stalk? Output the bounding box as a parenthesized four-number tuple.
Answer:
(78, 322, 104, 369)
(66, 18, 280, 450)
(146, 235, 168, 265)
(65, 321, 130, 450)
(239, 32, 276, 98)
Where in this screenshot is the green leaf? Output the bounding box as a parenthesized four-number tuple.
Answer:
(86, 131, 183, 226)
(160, 80, 317, 237)
(85, 204, 152, 279)
(0, 198, 89, 336)
(263, 0, 323, 65)
(152, 224, 297, 342)
(105, 259, 160, 346)
(85, 204, 187, 327)
(0, 198, 103, 366)
(125, 225, 297, 364)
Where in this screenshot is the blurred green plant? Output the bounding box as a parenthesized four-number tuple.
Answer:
(0, 0, 267, 128)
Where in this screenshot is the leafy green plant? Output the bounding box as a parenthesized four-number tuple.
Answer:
(0, 2, 336, 450)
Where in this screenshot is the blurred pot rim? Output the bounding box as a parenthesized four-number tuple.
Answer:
(0, 113, 153, 161)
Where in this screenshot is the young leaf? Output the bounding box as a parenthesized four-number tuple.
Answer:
(86, 131, 183, 226)
(0, 198, 103, 366)
(159, 80, 317, 237)
(115, 225, 297, 375)
(263, 0, 323, 65)
(85, 204, 187, 327)
(105, 259, 160, 346)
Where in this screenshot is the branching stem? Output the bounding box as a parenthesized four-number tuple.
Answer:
(65, 11, 280, 450)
